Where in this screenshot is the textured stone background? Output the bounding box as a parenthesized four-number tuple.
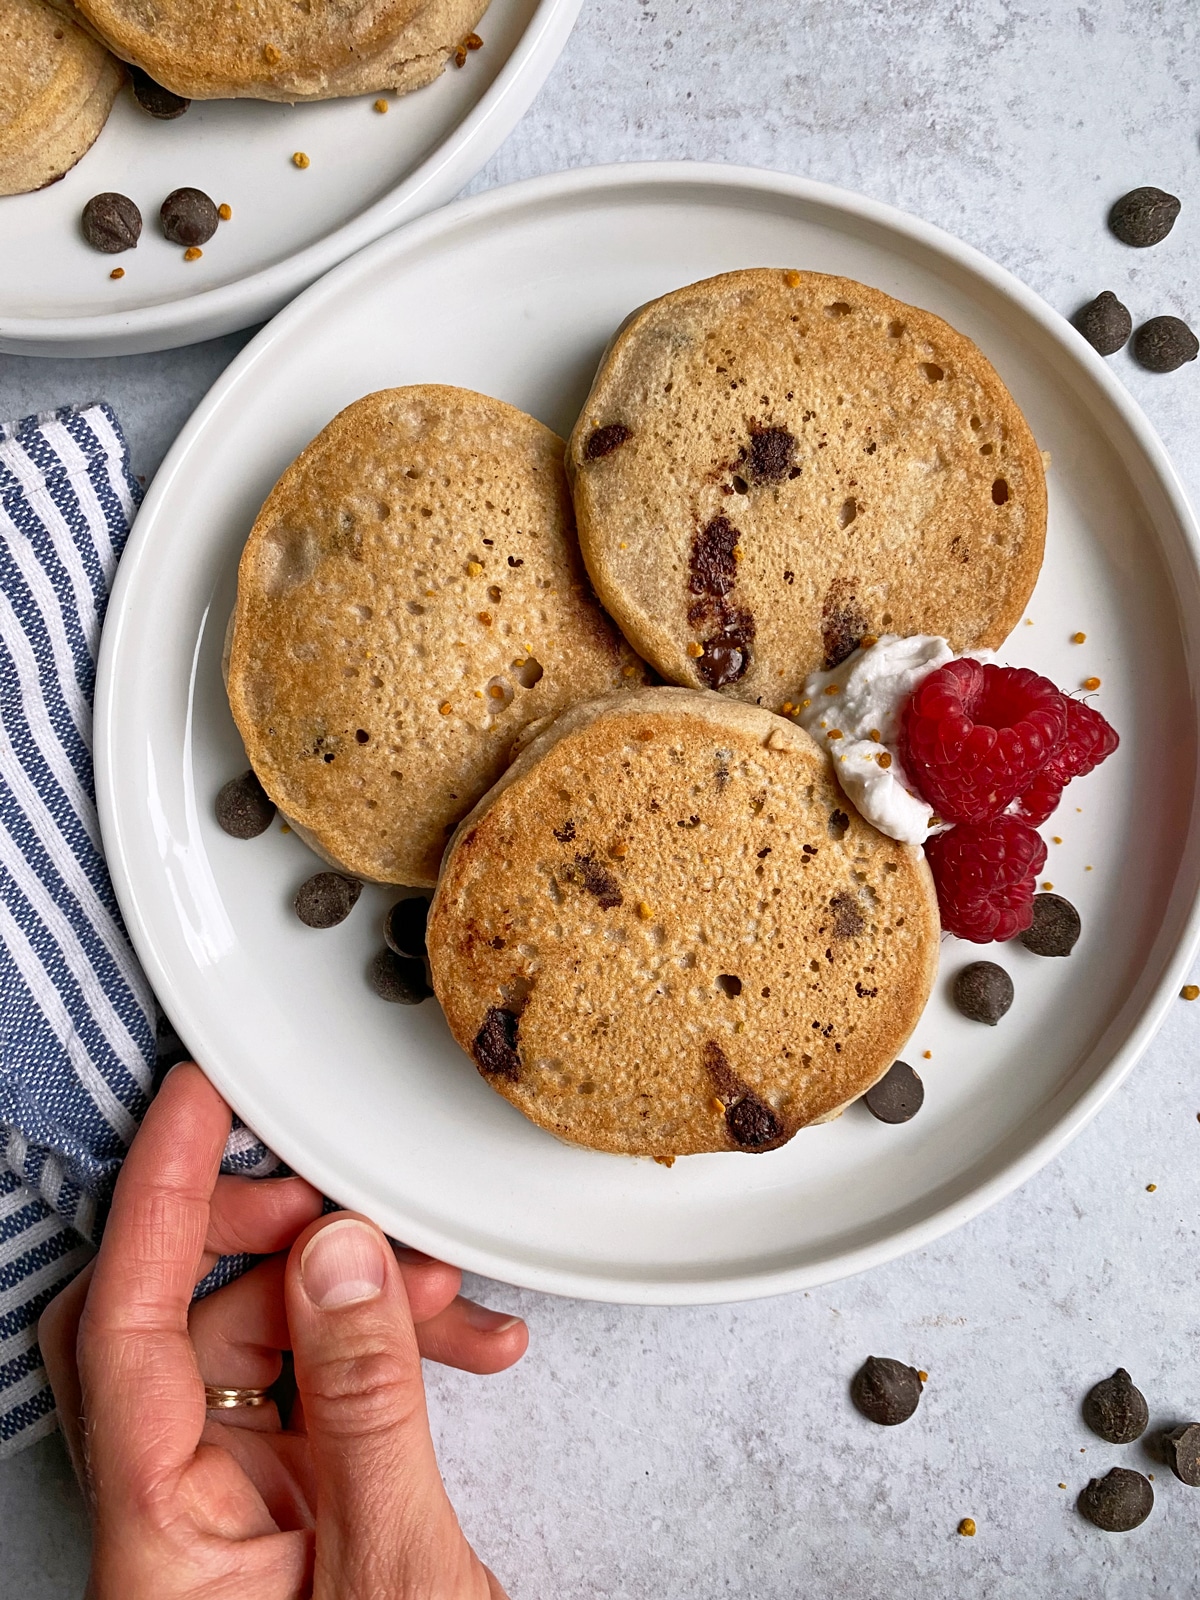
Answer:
(2, 0, 1199, 1593)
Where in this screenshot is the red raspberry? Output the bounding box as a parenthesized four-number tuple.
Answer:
(901, 660, 1068, 825)
(1014, 698, 1120, 825)
(925, 816, 1047, 943)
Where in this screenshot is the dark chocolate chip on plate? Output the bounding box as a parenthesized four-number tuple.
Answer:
(1019, 893, 1081, 957)
(294, 872, 362, 929)
(1072, 291, 1132, 357)
(1162, 1423, 1200, 1487)
(129, 66, 191, 119)
(368, 948, 431, 1003)
(850, 1356, 923, 1426)
(864, 1060, 924, 1124)
(81, 192, 142, 253)
(215, 770, 275, 838)
(1078, 1467, 1153, 1532)
(160, 186, 220, 247)
(384, 896, 432, 960)
(1108, 186, 1181, 248)
(952, 962, 1013, 1025)
(1132, 316, 1199, 374)
(1083, 1368, 1148, 1444)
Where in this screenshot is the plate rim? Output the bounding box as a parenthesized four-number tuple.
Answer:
(95, 160, 1200, 1304)
(0, 0, 582, 358)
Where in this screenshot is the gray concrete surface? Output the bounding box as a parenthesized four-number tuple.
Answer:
(3, 0, 1200, 1594)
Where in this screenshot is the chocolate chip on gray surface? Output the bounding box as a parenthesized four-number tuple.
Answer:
(952, 962, 1013, 1025)
(384, 896, 431, 960)
(1108, 186, 1181, 248)
(1072, 291, 1132, 356)
(160, 186, 220, 247)
(1019, 893, 1081, 957)
(1077, 1467, 1153, 1532)
(215, 770, 275, 838)
(850, 1356, 923, 1426)
(473, 1005, 521, 1080)
(129, 66, 190, 118)
(368, 947, 431, 1003)
(1132, 316, 1198, 373)
(1083, 1368, 1148, 1444)
(1162, 1423, 1200, 1487)
(81, 192, 142, 253)
(293, 872, 362, 928)
(865, 1061, 924, 1124)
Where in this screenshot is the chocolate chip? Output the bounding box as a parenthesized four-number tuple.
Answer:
(952, 962, 1013, 1025)
(747, 425, 795, 483)
(384, 896, 431, 960)
(1078, 1467, 1153, 1532)
(584, 423, 632, 460)
(81, 192, 142, 253)
(1020, 893, 1081, 957)
(827, 809, 849, 840)
(1108, 187, 1180, 248)
(561, 851, 622, 909)
(294, 872, 362, 928)
(215, 770, 275, 838)
(129, 66, 190, 118)
(552, 819, 576, 843)
(851, 1356, 923, 1426)
(473, 1005, 521, 1081)
(1083, 1369, 1148, 1444)
(160, 186, 220, 247)
(368, 947, 430, 1003)
(700, 635, 750, 688)
(865, 1061, 924, 1124)
(726, 1092, 782, 1148)
(821, 580, 868, 669)
(1132, 316, 1199, 373)
(1073, 291, 1132, 356)
(689, 515, 741, 599)
(1162, 1424, 1200, 1487)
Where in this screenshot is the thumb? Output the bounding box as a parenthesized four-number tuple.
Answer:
(285, 1213, 479, 1600)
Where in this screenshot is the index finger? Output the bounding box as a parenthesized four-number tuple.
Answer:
(78, 1062, 231, 1499)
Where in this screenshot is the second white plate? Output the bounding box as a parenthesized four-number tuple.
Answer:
(96, 164, 1200, 1304)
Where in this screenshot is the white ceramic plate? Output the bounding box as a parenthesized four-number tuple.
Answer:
(96, 164, 1200, 1304)
(0, 0, 579, 357)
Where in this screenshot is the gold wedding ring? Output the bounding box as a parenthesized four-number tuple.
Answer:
(204, 1384, 271, 1410)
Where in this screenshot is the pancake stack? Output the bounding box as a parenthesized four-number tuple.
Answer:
(0, 0, 122, 195)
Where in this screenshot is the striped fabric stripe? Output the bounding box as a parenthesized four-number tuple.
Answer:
(0, 407, 277, 1458)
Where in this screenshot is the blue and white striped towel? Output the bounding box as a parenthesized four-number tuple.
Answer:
(0, 405, 277, 1458)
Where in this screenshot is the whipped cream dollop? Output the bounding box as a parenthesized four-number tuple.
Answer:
(796, 635, 961, 845)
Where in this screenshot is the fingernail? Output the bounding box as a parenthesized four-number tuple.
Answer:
(301, 1219, 387, 1309)
(461, 1301, 523, 1333)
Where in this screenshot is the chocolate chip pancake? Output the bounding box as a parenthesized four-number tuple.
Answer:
(226, 386, 648, 888)
(567, 269, 1047, 710)
(428, 688, 940, 1158)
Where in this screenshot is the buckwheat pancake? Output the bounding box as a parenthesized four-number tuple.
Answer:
(0, 0, 122, 196)
(306, 0, 489, 101)
(429, 688, 940, 1158)
(69, 0, 442, 100)
(567, 269, 1047, 710)
(226, 386, 647, 888)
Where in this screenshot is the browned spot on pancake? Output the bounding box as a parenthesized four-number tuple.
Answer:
(726, 1094, 783, 1149)
(473, 1006, 521, 1081)
(585, 423, 632, 460)
(703, 1040, 744, 1102)
(830, 892, 864, 939)
(748, 424, 795, 484)
(689, 515, 740, 599)
(562, 851, 623, 909)
(821, 578, 868, 669)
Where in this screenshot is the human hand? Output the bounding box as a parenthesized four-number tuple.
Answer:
(39, 1062, 528, 1599)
